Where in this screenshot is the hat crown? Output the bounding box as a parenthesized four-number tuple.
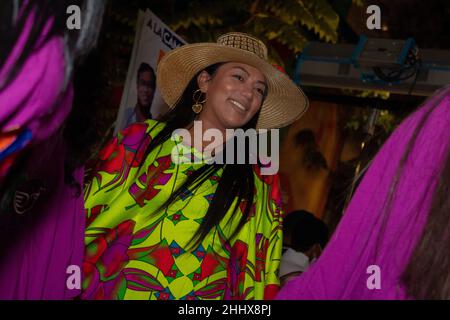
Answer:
(216, 32, 268, 60)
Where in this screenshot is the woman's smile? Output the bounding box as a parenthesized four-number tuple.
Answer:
(196, 62, 266, 131)
(229, 98, 248, 114)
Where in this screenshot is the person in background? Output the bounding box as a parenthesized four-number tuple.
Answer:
(280, 210, 328, 286)
(123, 63, 156, 127)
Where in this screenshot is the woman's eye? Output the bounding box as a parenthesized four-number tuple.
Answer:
(233, 74, 244, 81)
(256, 88, 265, 96)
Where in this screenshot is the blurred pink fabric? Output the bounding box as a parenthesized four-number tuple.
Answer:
(277, 89, 450, 299)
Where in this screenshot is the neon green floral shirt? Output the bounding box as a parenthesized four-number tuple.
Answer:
(81, 120, 283, 300)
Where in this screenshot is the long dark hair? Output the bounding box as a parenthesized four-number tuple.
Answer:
(138, 63, 264, 249)
(371, 86, 450, 299)
(401, 147, 450, 299)
(399, 87, 450, 299)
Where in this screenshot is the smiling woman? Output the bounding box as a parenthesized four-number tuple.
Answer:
(195, 62, 267, 132)
(82, 32, 308, 300)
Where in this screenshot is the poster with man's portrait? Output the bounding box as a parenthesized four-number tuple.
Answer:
(115, 9, 186, 133)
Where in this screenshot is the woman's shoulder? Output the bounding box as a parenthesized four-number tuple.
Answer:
(86, 120, 168, 181)
(117, 119, 166, 141)
(252, 163, 281, 186)
(252, 163, 284, 215)
(143, 119, 167, 134)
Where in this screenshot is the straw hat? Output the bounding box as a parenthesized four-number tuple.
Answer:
(157, 32, 308, 129)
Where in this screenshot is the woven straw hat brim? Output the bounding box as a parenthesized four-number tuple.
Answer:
(157, 43, 309, 129)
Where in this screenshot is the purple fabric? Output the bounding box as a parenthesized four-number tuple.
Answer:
(0, 8, 81, 299)
(276, 90, 450, 300)
(0, 9, 72, 146)
(0, 132, 85, 300)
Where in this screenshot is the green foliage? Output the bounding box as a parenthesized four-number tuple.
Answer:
(345, 108, 397, 136)
(106, 0, 342, 69)
(377, 110, 396, 133)
(342, 89, 396, 137)
(146, 0, 341, 68)
(352, 0, 365, 7)
(342, 89, 391, 100)
(103, 0, 343, 73)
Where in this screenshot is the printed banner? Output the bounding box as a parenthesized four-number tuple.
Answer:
(115, 9, 186, 133)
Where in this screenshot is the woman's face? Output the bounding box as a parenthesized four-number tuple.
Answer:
(197, 62, 267, 131)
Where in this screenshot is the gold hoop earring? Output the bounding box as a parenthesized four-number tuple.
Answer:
(192, 89, 206, 114)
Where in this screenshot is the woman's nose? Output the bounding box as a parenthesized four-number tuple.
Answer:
(240, 84, 253, 99)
